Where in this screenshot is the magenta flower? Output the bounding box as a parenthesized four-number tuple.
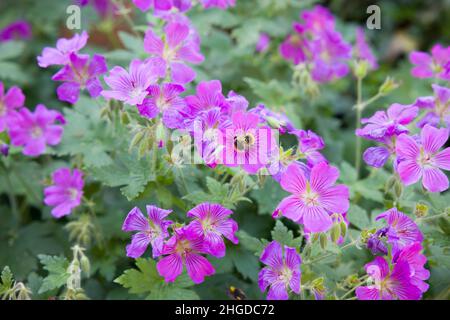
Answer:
(356, 256, 421, 300)
(132, 0, 173, 11)
(101, 58, 165, 106)
(199, 0, 235, 9)
(279, 25, 308, 65)
(186, 203, 238, 257)
(356, 103, 419, 140)
(0, 143, 8, 157)
(156, 227, 215, 284)
(122, 205, 173, 258)
(251, 104, 295, 134)
(37, 31, 89, 68)
(137, 83, 187, 129)
(414, 84, 450, 128)
(43, 168, 83, 218)
(0, 20, 32, 42)
(396, 124, 450, 192)
(354, 27, 378, 70)
(220, 111, 276, 174)
(309, 30, 352, 83)
(409, 44, 450, 81)
(0, 82, 25, 132)
(52, 53, 107, 104)
(274, 162, 349, 233)
(393, 242, 430, 294)
(304, 212, 348, 245)
(144, 22, 204, 84)
(8, 104, 65, 156)
(258, 241, 301, 300)
(256, 33, 270, 53)
(76, 0, 115, 17)
(292, 129, 327, 167)
(300, 5, 335, 34)
(375, 208, 423, 253)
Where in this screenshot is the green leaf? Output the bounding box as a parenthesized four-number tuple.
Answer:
(37, 255, 70, 294)
(236, 230, 266, 256)
(251, 178, 288, 215)
(0, 62, 27, 84)
(271, 220, 302, 247)
(347, 205, 370, 230)
(228, 246, 260, 282)
(0, 41, 25, 60)
(118, 31, 144, 53)
(0, 266, 14, 293)
(114, 258, 199, 300)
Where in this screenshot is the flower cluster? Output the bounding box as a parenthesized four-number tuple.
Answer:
(359, 208, 429, 300)
(122, 202, 238, 284)
(37, 31, 108, 104)
(409, 44, 450, 81)
(0, 82, 65, 157)
(133, 0, 235, 12)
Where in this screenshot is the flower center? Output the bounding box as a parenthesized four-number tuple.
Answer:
(201, 216, 216, 233)
(418, 149, 432, 167)
(290, 34, 303, 47)
(233, 133, 255, 152)
(68, 188, 79, 200)
(0, 101, 5, 116)
(157, 94, 170, 111)
(278, 265, 293, 284)
(31, 126, 43, 138)
(175, 239, 191, 255)
(301, 185, 319, 207)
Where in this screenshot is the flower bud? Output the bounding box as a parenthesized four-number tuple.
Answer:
(379, 77, 400, 95)
(414, 203, 428, 218)
(0, 143, 8, 157)
(319, 233, 328, 249)
(330, 223, 340, 243)
(353, 60, 369, 79)
(120, 111, 130, 124)
(340, 221, 347, 239)
(155, 122, 166, 149)
(80, 255, 90, 276)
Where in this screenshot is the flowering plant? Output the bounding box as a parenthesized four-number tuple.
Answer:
(0, 0, 449, 301)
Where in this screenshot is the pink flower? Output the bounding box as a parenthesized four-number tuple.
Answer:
(44, 168, 83, 218)
(258, 241, 301, 300)
(156, 227, 215, 284)
(274, 162, 349, 233)
(279, 25, 308, 65)
(396, 124, 450, 192)
(144, 22, 204, 84)
(300, 5, 335, 34)
(414, 84, 450, 128)
(136, 83, 187, 129)
(186, 203, 238, 257)
(0, 82, 25, 132)
(122, 205, 173, 258)
(0, 20, 32, 42)
(199, 0, 235, 9)
(356, 256, 422, 300)
(8, 104, 65, 156)
(52, 53, 107, 104)
(354, 27, 378, 70)
(256, 33, 270, 53)
(132, 0, 174, 11)
(409, 44, 450, 81)
(37, 31, 89, 68)
(101, 58, 165, 105)
(220, 111, 277, 174)
(375, 208, 423, 253)
(291, 129, 327, 167)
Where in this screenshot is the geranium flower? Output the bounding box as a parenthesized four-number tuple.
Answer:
(354, 27, 378, 70)
(414, 84, 450, 128)
(292, 129, 327, 167)
(409, 44, 450, 81)
(251, 104, 295, 134)
(279, 24, 308, 65)
(144, 22, 204, 84)
(8, 104, 65, 156)
(52, 53, 107, 104)
(274, 162, 349, 233)
(258, 241, 301, 300)
(300, 5, 335, 34)
(137, 83, 187, 129)
(356, 256, 421, 300)
(0, 82, 25, 132)
(396, 124, 450, 192)
(256, 33, 270, 53)
(186, 203, 238, 257)
(101, 58, 165, 106)
(375, 208, 423, 253)
(0, 20, 32, 42)
(199, 0, 235, 9)
(122, 205, 173, 258)
(37, 31, 89, 68)
(156, 227, 215, 284)
(44, 168, 83, 218)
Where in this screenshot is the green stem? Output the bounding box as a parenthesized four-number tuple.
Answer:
(304, 240, 357, 265)
(416, 211, 449, 223)
(0, 160, 20, 225)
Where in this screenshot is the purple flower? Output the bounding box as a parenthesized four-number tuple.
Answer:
(300, 5, 335, 34)
(122, 205, 173, 258)
(37, 31, 89, 68)
(396, 124, 450, 192)
(76, 0, 115, 17)
(132, 0, 175, 11)
(309, 30, 352, 83)
(409, 44, 450, 81)
(362, 145, 392, 168)
(144, 22, 204, 84)
(375, 208, 423, 253)
(43, 168, 83, 218)
(250, 104, 295, 135)
(274, 162, 349, 233)
(186, 203, 238, 257)
(101, 58, 165, 106)
(220, 111, 277, 174)
(367, 227, 389, 256)
(279, 25, 308, 65)
(0, 82, 25, 132)
(52, 53, 107, 104)
(156, 227, 215, 284)
(1, 143, 9, 157)
(199, 0, 235, 9)
(8, 104, 65, 156)
(258, 241, 301, 300)
(291, 129, 327, 167)
(137, 83, 187, 129)
(414, 84, 450, 128)
(0, 20, 32, 42)
(256, 33, 270, 53)
(356, 103, 419, 140)
(354, 27, 378, 70)
(304, 212, 348, 245)
(393, 242, 430, 294)
(356, 256, 421, 300)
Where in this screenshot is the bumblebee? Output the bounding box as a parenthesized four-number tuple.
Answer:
(227, 286, 247, 300)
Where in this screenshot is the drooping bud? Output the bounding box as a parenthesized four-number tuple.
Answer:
(379, 77, 400, 95)
(330, 223, 340, 243)
(0, 143, 8, 157)
(340, 220, 347, 239)
(319, 233, 328, 249)
(353, 60, 369, 79)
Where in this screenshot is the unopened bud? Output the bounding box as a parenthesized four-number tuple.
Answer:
(155, 122, 166, 149)
(319, 233, 328, 249)
(340, 221, 347, 239)
(129, 130, 145, 150)
(394, 181, 403, 198)
(80, 255, 90, 275)
(414, 203, 428, 218)
(1, 143, 9, 156)
(120, 111, 130, 124)
(379, 77, 400, 95)
(354, 60, 369, 79)
(331, 224, 340, 243)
